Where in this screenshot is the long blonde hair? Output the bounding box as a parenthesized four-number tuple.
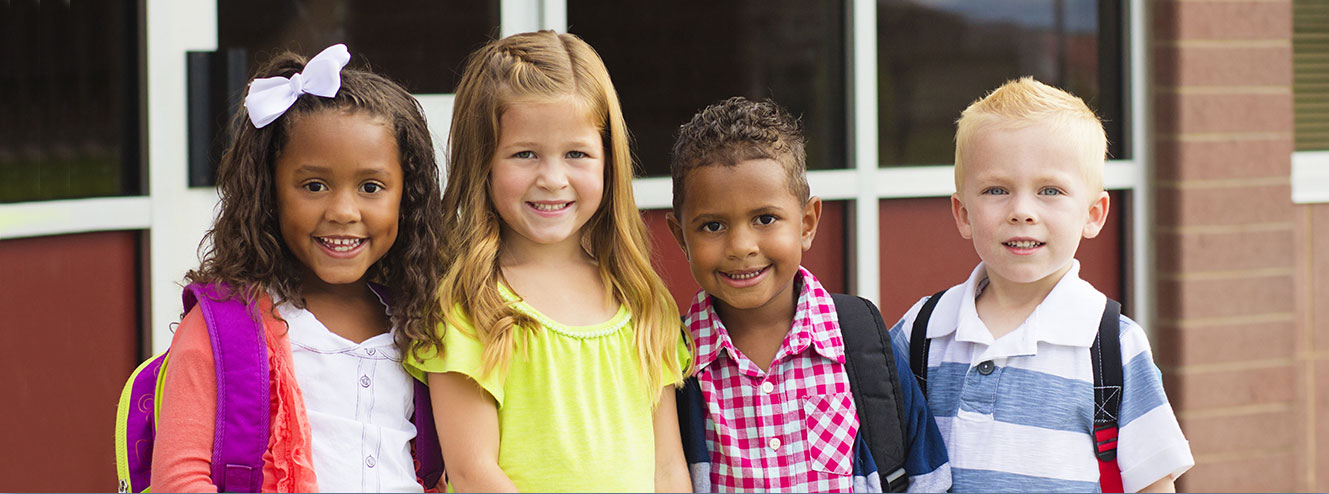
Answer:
(419, 30, 686, 402)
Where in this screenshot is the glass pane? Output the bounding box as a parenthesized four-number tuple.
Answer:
(218, 0, 499, 94)
(0, 1, 142, 203)
(569, 0, 848, 176)
(877, 0, 1125, 166)
(1294, 0, 1329, 151)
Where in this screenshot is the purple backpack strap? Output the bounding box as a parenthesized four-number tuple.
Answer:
(413, 379, 444, 487)
(183, 282, 270, 493)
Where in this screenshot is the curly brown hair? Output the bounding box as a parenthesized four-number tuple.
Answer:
(185, 47, 445, 353)
(669, 96, 809, 214)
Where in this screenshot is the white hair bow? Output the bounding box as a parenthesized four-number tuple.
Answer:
(244, 44, 351, 128)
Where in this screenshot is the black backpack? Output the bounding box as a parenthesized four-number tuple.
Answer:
(908, 288, 1125, 492)
(676, 294, 912, 492)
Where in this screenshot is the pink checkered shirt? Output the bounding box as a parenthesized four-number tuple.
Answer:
(685, 266, 859, 493)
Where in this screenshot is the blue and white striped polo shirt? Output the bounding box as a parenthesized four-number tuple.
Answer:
(888, 261, 1193, 492)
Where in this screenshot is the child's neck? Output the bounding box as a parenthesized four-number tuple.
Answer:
(974, 266, 1068, 340)
(500, 233, 617, 327)
(300, 277, 390, 344)
(714, 287, 798, 373)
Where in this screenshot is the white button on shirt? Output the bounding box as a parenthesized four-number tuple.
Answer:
(278, 299, 422, 493)
(760, 381, 775, 393)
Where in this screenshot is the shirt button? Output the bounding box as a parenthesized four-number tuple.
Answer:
(760, 381, 774, 394)
(977, 360, 996, 375)
(366, 348, 376, 356)
(365, 455, 376, 468)
(360, 375, 371, 387)
(768, 437, 781, 451)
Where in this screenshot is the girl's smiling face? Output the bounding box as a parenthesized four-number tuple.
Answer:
(488, 97, 605, 256)
(275, 110, 403, 287)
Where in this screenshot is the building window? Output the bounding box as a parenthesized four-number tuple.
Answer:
(876, 0, 1125, 166)
(1293, 0, 1329, 204)
(0, 0, 142, 203)
(218, 1, 498, 94)
(1294, 0, 1328, 152)
(568, 0, 848, 176)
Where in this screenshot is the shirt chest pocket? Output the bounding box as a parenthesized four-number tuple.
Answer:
(800, 392, 857, 476)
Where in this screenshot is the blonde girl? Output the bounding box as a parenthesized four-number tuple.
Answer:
(403, 31, 690, 492)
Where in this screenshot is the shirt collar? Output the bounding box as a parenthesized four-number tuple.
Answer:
(931, 260, 1106, 356)
(686, 266, 845, 372)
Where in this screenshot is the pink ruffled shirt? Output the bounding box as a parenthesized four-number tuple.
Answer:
(150, 294, 320, 492)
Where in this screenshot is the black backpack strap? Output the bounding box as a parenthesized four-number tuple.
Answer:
(910, 290, 948, 397)
(832, 294, 909, 492)
(1091, 298, 1124, 492)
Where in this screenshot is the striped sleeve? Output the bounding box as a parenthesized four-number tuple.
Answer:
(1115, 315, 1194, 491)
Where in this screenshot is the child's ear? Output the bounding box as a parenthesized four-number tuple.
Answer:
(666, 211, 689, 260)
(800, 196, 822, 251)
(951, 193, 974, 240)
(1082, 191, 1111, 239)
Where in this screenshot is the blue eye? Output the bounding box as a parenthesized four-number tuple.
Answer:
(566, 150, 589, 159)
(701, 222, 723, 233)
(1039, 187, 1063, 196)
(982, 187, 1007, 195)
(756, 214, 777, 225)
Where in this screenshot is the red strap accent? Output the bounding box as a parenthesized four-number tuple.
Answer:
(1094, 426, 1123, 493)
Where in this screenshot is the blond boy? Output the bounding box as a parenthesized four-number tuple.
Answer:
(889, 78, 1193, 492)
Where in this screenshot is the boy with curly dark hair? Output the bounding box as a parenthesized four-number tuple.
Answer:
(668, 96, 950, 493)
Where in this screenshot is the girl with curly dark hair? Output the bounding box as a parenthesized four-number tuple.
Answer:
(149, 44, 445, 492)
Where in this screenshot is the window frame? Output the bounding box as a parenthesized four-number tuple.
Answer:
(0, 0, 1152, 349)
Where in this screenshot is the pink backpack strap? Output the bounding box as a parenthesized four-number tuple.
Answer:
(183, 282, 270, 493)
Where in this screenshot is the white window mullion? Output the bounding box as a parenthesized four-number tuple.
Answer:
(850, 0, 880, 304)
(0, 197, 152, 240)
(1128, 0, 1153, 334)
(501, 0, 541, 37)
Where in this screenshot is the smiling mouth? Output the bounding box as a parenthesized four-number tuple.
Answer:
(1004, 240, 1044, 249)
(317, 237, 366, 252)
(723, 266, 769, 280)
(528, 201, 572, 212)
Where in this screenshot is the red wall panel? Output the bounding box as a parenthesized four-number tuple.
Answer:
(643, 201, 847, 313)
(0, 232, 140, 492)
(877, 193, 1124, 324)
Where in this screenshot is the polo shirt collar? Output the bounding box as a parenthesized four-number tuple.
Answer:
(925, 260, 1106, 356)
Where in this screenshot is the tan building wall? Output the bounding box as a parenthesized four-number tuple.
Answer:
(1151, 0, 1326, 491)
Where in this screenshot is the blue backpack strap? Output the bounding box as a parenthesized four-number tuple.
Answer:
(1091, 299, 1124, 492)
(909, 289, 948, 396)
(832, 294, 909, 492)
(184, 282, 270, 493)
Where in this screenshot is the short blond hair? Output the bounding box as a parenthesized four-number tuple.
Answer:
(954, 77, 1107, 194)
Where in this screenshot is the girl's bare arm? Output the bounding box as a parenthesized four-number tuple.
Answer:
(653, 386, 692, 493)
(429, 372, 519, 493)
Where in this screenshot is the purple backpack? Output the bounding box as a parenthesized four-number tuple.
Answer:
(114, 282, 443, 492)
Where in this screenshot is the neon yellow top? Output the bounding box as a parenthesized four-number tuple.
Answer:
(406, 284, 688, 492)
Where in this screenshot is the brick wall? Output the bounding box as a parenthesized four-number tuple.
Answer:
(1151, 1, 1304, 491)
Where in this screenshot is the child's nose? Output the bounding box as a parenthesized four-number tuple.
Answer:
(326, 191, 361, 223)
(535, 160, 570, 190)
(725, 226, 759, 259)
(1008, 194, 1038, 224)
